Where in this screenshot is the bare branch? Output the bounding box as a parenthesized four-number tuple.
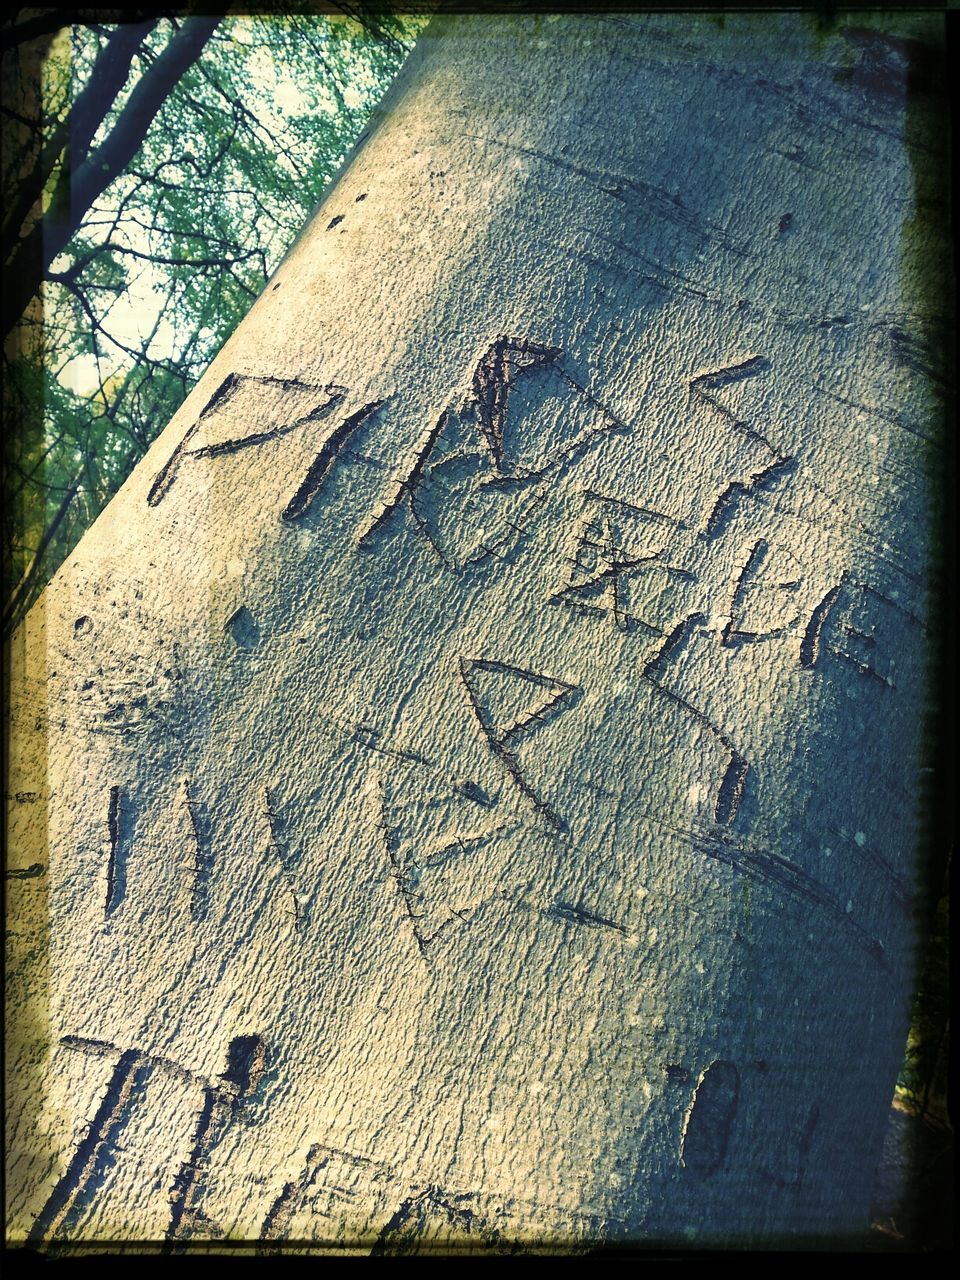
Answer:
(1, 21, 157, 265)
(3, 14, 221, 340)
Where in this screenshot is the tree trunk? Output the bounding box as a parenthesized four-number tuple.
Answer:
(2, 15, 221, 341)
(5, 11, 947, 1252)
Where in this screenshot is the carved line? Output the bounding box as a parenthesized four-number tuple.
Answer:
(263, 788, 303, 932)
(760, 1102, 821, 1192)
(641, 613, 748, 826)
(688, 354, 769, 403)
(356, 342, 634, 561)
(27, 1049, 149, 1244)
(549, 508, 661, 632)
(476, 364, 632, 483)
(415, 823, 514, 874)
(722, 539, 802, 649)
(163, 1036, 266, 1247)
(60, 1033, 264, 1098)
(473, 336, 561, 473)
(799, 574, 847, 668)
(458, 657, 580, 833)
(622, 791, 904, 960)
(703, 457, 795, 541)
(686, 354, 798, 541)
(6, 862, 45, 879)
(165, 1089, 227, 1245)
(182, 778, 213, 924)
(148, 375, 347, 507)
(260, 1144, 334, 1243)
(260, 1134, 624, 1249)
(281, 398, 386, 522)
(355, 408, 450, 546)
(679, 1060, 740, 1177)
(104, 785, 124, 916)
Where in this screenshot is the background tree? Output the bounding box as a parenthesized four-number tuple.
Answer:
(2, 5, 425, 638)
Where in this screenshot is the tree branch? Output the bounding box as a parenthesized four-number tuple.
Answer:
(1, 21, 157, 264)
(48, 239, 262, 272)
(3, 13, 221, 341)
(2, 463, 82, 638)
(0, 11, 163, 52)
(0, 10, 73, 52)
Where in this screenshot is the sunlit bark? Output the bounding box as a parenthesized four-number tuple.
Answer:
(5, 11, 947, 1253)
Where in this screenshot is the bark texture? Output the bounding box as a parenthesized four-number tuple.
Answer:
(5, 12, 946, 1252)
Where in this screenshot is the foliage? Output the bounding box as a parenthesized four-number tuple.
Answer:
(2, 7, 425, 635)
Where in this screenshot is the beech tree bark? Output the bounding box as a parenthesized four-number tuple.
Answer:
(5, 12, 948, 1252)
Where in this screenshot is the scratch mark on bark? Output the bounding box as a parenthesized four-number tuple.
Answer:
(796, 1102, 820, 1187)
(620, 799, 898, 964)
(352, 723, 432, 767)
(458, 657, 581, 832)
(815, 384, 936, 446)
(263, 788, 304, 932)
(545, 900, 630, 935)
(104, 784, 126, 916)
(701, 836, 889, 966)
(371, 1186, 510, 1255)
(372, 773, 430, 964)
(857, 579, 924, 630)
(281, 398, 386, 522)
(466, 133, 751, 258)
(182, 778, 212, 923)
(355, 407, 449, 547)
(826, 825, 912, 913)
(27, 1049, 149, 1243)
(800, 575, 846, 668)
(680, 1060, 740, 1177)
(148, 375, 347, 506)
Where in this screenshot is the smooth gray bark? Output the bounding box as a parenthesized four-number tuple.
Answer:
(5, 12, 945, 1252)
